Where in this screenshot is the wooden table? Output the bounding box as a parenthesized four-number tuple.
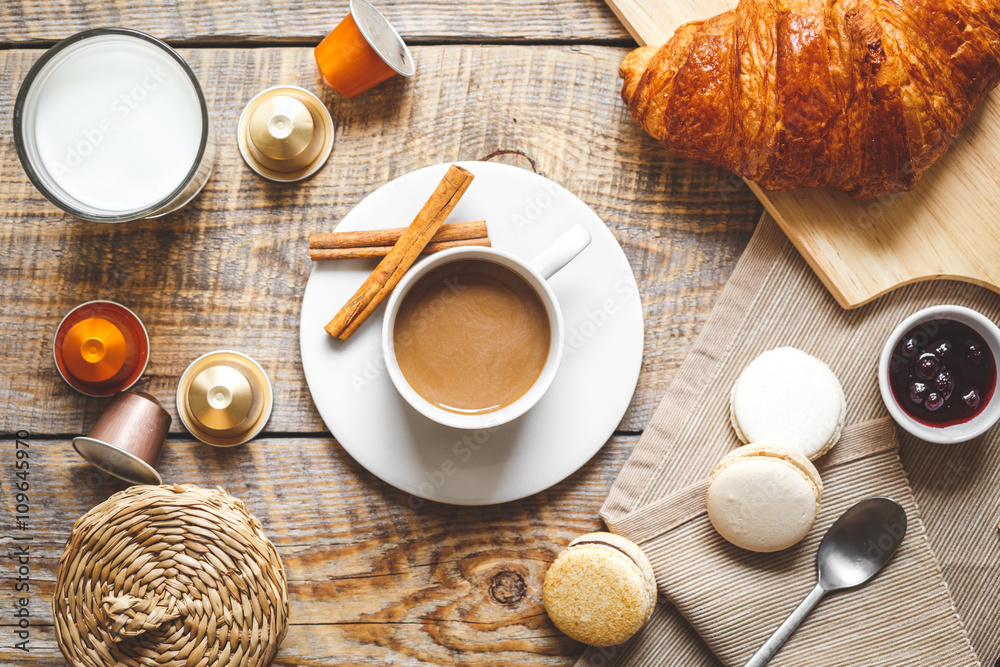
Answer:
(0, 3, 763, 665)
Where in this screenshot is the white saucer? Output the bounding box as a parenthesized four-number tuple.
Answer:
(299, 162, 644, 505)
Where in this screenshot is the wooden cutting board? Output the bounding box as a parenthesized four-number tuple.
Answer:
(607, 0, 1000, 309)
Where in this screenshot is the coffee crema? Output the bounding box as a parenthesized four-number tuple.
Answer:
(393, 259, 550, 414)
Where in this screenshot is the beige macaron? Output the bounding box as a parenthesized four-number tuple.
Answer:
(707, 444, 823, 552)
(730, 347, 846, 460)
(543, 532, 657, 646)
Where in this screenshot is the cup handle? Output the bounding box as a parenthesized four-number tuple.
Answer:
(528, 225, 592, 280)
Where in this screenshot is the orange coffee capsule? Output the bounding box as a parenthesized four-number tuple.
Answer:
(315, 0, 415, 98)
(53, 301, 149, 397)
(61, 317, 127, 384)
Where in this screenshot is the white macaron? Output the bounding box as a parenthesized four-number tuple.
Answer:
(707, 445, 823, 552)
(730, 347, 846, 460)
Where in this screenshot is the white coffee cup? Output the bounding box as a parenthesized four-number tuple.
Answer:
(382, 225, 592, 429)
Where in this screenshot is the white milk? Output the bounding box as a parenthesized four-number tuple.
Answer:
(22, 33, 205, 215)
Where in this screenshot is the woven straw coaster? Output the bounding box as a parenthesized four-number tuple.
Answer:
(575, 213, 1000, 666)
(53, 484, 289, 667)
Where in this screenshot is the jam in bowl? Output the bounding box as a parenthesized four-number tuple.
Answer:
(879, 305, 1000, 444)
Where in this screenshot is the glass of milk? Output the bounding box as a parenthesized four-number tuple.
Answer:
(14, 29, 215, 222)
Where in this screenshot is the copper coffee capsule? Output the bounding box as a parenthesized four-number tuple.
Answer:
(237, 85, 334, 182)
(176, 350, 273, 447)
(72, 391, 170, 486)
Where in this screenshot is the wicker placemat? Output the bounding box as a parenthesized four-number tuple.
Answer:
(575, 213, 1000, 665)
(53, 484, 289, 667)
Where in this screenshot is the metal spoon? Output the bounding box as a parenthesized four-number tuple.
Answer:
(744, 497, 907, 667)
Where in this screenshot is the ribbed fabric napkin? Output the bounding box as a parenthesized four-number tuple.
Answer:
(573, 213, 999, 666)
(605, 418, 976, 666)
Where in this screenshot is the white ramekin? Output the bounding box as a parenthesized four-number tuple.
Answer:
(878, 305, 1000, 444)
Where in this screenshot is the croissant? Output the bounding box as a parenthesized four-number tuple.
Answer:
(620, 0, 1000, 199)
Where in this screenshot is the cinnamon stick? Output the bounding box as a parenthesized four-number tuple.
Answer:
(311, 236, 490, 261)
(325, 165, 475, 340)
(310, 220, 487, 250)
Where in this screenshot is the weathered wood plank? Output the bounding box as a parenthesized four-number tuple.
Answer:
(0, 0, 630, 44)
(0, 46, 761, 437)
(2, 434, 998, 665)
(0, 434, 635, 665)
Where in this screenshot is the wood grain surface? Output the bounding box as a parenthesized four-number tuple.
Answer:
(0, 33, 762, 666)
(0, 46, 760, 437)
(0, 0, 762, 667)
(0, 0, 630, 45)
(3, 1, 997, 665)
(0, 433, 635, 666)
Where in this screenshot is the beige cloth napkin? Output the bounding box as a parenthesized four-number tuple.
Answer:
(609, 418, 976, 666)
(574, 214, 1000, 666)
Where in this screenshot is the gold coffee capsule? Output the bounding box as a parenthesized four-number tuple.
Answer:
(237, 85, 335, 182)
(176, 350, 273, 447)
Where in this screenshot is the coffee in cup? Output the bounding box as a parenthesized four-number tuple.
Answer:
(392, 258, 550, 414)
(383, 224, 592, 429)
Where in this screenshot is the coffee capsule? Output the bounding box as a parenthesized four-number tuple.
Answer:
(176, 350, 273, 447)
(314, 0, 415, 98)
(72, 391, 170, 485)
(53, 301, 150, 397)
(237, 85, 335, 182)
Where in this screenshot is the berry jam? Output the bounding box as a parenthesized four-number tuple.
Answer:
(889, 319, 996, 426)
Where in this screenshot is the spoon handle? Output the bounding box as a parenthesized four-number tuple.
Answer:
(744, 582, 826, 667)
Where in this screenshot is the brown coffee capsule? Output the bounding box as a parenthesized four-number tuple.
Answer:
(237, 85, 334, 182)
(176, 350, 273, 447)
(72, 391, 170, 486)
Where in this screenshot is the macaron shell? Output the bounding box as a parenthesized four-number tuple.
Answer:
(730, 347, 846, 460)
(544, 533, 656, 646)
(729, 386, 749, 444)
(567, 532, 657, 611)
(713, 444, 823, 499)
(707, 453, 821, 552)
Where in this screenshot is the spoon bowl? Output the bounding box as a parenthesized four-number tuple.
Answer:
(818, 497, 907, 591)
(745, 497, 907, 667)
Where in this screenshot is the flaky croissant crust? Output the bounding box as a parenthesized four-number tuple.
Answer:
(620, 0, 1000, 199)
